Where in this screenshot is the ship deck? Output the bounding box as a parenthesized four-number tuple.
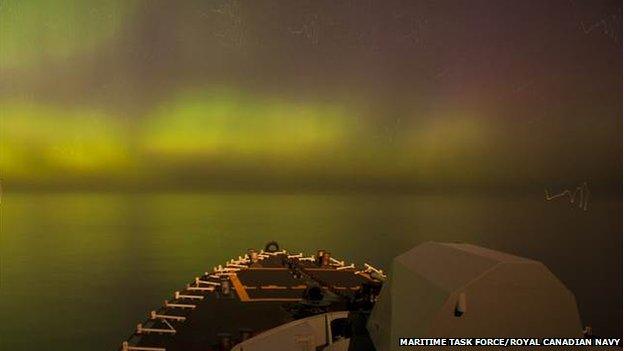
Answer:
(121, 246, 383, 351)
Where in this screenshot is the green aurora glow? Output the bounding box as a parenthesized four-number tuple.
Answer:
(0, 0, 620, 192)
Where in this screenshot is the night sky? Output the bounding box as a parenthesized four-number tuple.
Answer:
(0, 0, 621, 192)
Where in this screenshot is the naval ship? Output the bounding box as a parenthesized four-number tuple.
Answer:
(121, 241, 589, 351)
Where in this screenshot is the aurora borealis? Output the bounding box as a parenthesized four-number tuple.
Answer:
(0, 0, 621, 192)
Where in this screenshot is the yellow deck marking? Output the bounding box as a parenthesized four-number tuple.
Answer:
(244, 298, 302, 302)
(229, 273, 250, 302)
(260, 285, 287, 290)
(247, 267, 339, 271)
(232, 273, 305, 302)
(233, 263, 364, 302)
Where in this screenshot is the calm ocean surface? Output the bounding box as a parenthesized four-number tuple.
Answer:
(1, 192, 621, 350)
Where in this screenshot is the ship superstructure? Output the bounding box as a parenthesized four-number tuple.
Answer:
(121, 241, 588, 351)
(121, 242, 384, 351)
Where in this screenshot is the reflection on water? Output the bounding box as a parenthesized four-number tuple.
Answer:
(0, 192, 621, 349)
